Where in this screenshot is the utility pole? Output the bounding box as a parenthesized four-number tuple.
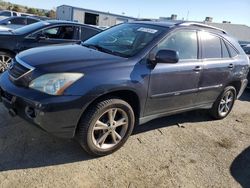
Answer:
(186, 10, 189, 21)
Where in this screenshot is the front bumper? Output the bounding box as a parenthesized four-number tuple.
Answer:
(0, 72, 87, 138)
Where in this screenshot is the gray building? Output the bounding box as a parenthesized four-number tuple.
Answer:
(56, 5, 135, 27)
(206, 22, 250, 43)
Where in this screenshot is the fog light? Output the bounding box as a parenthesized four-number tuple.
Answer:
(25, 106, 36, 119)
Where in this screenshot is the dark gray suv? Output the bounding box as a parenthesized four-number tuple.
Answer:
(0, 21, 249, 156)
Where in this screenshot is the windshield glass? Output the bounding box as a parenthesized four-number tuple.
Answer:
(83, 23, 166, 58)
(14, 21, 50, 35)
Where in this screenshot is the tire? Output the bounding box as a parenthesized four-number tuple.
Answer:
(210, 86, 236, 120)
(0, 51, 14, 73)
(76, 98, 135, 156)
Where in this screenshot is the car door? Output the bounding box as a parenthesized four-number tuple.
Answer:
(195, 31, 237, 105)
(22, 25, 81, 50)
(145, 29, 203, 116)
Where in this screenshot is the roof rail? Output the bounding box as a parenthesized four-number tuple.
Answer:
(177, 22, 227, 34)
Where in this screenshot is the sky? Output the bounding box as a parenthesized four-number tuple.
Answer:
(6, 0, 250, 26)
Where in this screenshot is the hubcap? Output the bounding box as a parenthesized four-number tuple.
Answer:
(0, 55, 12, 73)
(92, 108, 129, 150)
(218, 91, 234, 116)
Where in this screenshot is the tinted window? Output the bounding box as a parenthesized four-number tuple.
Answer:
(81, 27, 99, 41)
(13, 12, 17, 16)
(221, 39, 230, 58)
(156, 30, 198, 60)
(27, 18, 39, 24)
(33, 26, 76, 40)
(10, 17, 26, 25)
(0, 11, 11, 17)
(201, 32, 221, 59)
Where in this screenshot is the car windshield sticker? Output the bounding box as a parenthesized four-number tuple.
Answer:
(137, 27, 158, 34)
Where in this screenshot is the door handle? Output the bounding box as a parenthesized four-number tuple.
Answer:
(228, 64, 234, 69)
(193, 66, 202, 72)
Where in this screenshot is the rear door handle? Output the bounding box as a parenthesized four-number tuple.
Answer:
(193, 66, 202, 72)
(228, 64, 234, 69)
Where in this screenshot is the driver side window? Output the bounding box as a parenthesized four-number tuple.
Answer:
(154, 30, 198, 60)
(30, 26, 76, 40)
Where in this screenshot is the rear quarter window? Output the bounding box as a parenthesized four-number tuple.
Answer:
(226, 42, 238, 57)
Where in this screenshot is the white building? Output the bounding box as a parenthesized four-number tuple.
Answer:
(56, 5, 135, 27)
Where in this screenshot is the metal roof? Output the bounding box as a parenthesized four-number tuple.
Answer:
(206, 22, 250, 42)
(57, 5, 135, 20)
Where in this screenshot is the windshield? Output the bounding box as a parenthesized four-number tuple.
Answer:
(14, 21, 50, 35)
(83, 23, 166, 58)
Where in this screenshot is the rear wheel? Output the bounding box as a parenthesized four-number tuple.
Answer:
(210, 86, 236, 120)
(76, 98, 135, 156)
(0, 51, 13, 73)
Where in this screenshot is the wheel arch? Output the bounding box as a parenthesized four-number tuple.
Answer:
(227, 80, 242, 96)
(75, 89, 141, 135)
(0, 49, 16, 57)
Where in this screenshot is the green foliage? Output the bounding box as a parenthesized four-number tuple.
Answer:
(12, 5, 21, 12)
(0, 1, 56, 18)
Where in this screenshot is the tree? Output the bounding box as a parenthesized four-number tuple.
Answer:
(12, 5, 21, 12)
(46, 10, 56, 18)
(27, 8, 37, 14)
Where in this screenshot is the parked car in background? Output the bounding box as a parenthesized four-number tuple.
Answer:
(0, 21, 249, 156)
(0, 10, 33, 19)
(243, 45, 250, 58)
(0, 16, 40, 31)
(0, 20, 101, 72)
(0, 10, 19, 19)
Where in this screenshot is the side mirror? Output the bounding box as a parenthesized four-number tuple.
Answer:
(155, 50, 179, 64)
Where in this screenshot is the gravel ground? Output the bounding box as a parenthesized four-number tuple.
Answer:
(0, 91, 250, 188)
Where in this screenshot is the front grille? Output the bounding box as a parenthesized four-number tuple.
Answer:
(2, 90, 13, 101)
(8, 58, 32, 79)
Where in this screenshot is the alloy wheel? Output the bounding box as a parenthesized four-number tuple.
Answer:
(0, 55, 12, 72)
(92, 108, 129, 150)
(218, 90, 234, 117)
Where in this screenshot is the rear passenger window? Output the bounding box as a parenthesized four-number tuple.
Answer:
(201, 32, 221, 59)
(81, 27, 100, 41)
(221, 39, 230, 58)
(156, 30, 198, 60)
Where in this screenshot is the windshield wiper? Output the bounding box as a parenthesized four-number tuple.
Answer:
(82, 43, 128, 58)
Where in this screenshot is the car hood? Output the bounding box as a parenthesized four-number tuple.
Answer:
(17, 44, 126, 72)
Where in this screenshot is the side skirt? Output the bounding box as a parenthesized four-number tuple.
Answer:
(139, 103, 213, 125)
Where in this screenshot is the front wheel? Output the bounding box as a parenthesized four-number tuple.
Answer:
(210, 86, 236, 120)
(76, 98, 135, 156)
(0, 51, 14, 73)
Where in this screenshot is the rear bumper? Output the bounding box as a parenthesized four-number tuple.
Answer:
(0, 72, 88, 138)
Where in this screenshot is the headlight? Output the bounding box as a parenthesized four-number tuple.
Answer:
(29, 73, 84, 95)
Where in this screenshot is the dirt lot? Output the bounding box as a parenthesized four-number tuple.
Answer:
(0, 92, 250, 188)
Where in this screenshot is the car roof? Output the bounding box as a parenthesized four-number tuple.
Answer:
(130, 20, 183, 28)
(43, 20, 102, 30)
(129, 21, 227, 34)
